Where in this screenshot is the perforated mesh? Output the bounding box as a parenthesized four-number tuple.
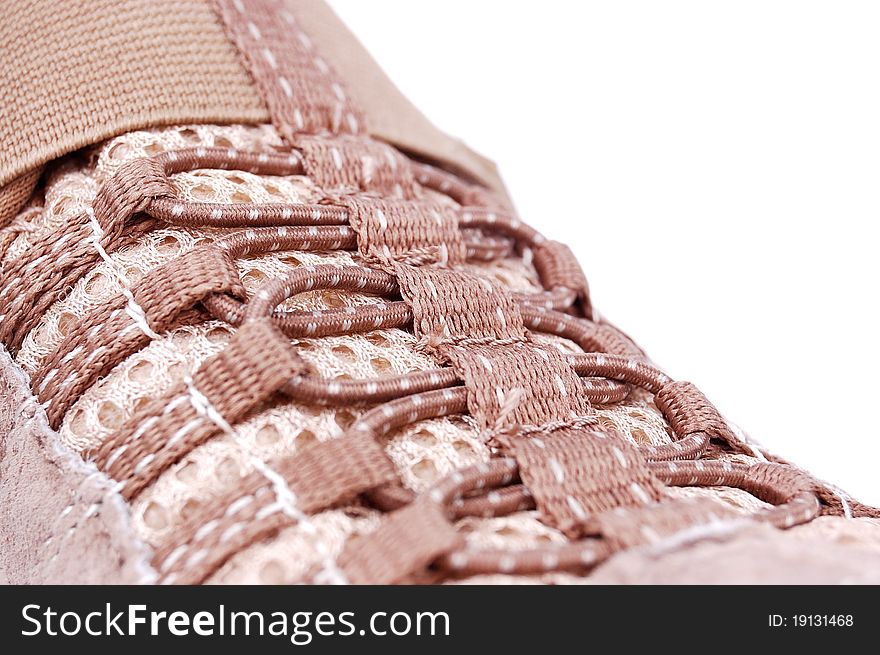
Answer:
(2, 166, 95, 264)
(3, 121, 837, 584)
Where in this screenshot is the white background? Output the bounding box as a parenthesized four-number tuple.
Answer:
(329, 0, 880, 505)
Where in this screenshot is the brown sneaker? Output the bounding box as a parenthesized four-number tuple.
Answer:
(2, 0, 878, 585)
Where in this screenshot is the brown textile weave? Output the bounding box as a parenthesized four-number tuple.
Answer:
(654, 380, 741, 450)
(153, 432, 398, 584)
(345, 198, 465, 268)
(0, 0, 508, 197)
(277, 433, 399, 513)
(91, 319, 306, 498)
(509, 428, 665, 537)
(395, 265, 526, 343)
(154, 482, 290, 585)
(338, 500, 463, 584)
(532, 240, 593, 319)
(212, 0, 363, 139)
(93, 158, 175, 238)
(0, 0, 268, 187)
(442, 341, 590, 431)
(0, 168, 42, 228)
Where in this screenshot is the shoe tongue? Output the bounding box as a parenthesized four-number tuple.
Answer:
(1, 0, 506, 223)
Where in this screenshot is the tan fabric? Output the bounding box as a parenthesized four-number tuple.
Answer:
(0, 167, 42, 228)
(0, 0, 267, 188)
(0, 0, 506, 201)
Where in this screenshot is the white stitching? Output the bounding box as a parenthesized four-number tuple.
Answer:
(86, 208, 160, 340)
(164, 372, 349, 584)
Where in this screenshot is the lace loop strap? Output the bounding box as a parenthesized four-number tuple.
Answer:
(154, 431, 397, 584)
(654, 380, 741, 450)
(297, 135, 416, 197)
(274, 432, 398, 512)
(343, 198, 464, 269)
(136, 245, 245, 331)
(441, 341, 590, 432)
(91, 318, 306, 499)
(506, 427, 664, 537)
(532, 240, 594, 319)
(92, 157, 175, 237)
(34, 245, 245, 428)
(394, 264, 523, 343)
(337, 499, 462, 584)
(392, 263, 590, 430)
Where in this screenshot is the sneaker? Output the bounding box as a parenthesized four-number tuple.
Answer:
(1, 0, 878, 585)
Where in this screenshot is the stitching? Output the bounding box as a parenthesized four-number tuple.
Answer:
(86, 208, 160, 340)
(175, 371, 349, 584)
